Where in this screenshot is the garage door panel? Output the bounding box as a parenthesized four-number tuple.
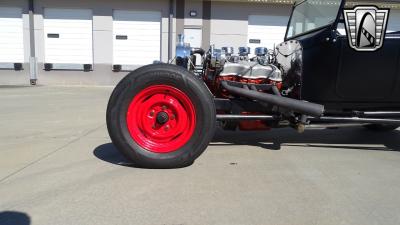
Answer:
(114, 49, 159, 54)
(0, 44, 25, 50)
(114, 57, 156, 65)
(0, 19, 23, 26)
(114, 43, 160, 47)
(114, 21, 159, 26)
(115, 46, 160, 51)
(46, 34, 92, 40)
(45, 27, 92, 33)
(113, 47, 159, 52)
(45, 44, 92, 51)
(0, 7, 24, 64)
(45, 53, 92, 60)
(113, 10, 161, 66)
(115, 52, 159, 56)
(45, 46, 93, 52)
(45, 40, 92, 46)
(44, 8, 93, 66)
(0, 54, 23, 59)
(250, 15, 286, 25)
(114, 23, 159, 28)
(248, 15, 288, 51)
(46, 54, 93, 59)
(114, 36, 160, 42)
(115, 32, 161, 37)
(45, 25, 92, 32)
(115, 28, 160, 34)
(114, 48, 159, 57)
(44, 54, 91, 59)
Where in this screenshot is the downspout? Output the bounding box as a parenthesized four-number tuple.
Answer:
(168, 0, 174, 61)
(28, 0, 37, 85)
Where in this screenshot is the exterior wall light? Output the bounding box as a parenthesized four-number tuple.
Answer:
(189, 10, 197, 17)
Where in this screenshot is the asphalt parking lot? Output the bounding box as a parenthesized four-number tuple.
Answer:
(1, 85, 400, 225)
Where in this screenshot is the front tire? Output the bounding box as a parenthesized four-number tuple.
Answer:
(107, 64, 216, 168)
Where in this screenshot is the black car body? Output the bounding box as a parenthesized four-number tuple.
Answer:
(286, 0, 400, 111)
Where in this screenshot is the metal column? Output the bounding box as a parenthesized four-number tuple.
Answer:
(28, 0, 37, 85)
(168, 0, 174, 61)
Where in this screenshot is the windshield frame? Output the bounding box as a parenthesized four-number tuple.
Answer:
(284, 0, 345, 41)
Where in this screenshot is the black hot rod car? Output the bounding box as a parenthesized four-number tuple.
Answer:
(107, 0, 400, 168)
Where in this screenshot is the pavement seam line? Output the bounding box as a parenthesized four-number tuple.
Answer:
(0, 123, 106, 183)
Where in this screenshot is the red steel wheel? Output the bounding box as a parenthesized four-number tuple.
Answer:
(126, 85, 196, 153)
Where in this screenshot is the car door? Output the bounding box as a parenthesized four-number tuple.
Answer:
(335, 34, 400, 101)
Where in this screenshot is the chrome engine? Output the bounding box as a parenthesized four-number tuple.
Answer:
(199, 45, 284, 97)
(174, 37, 303, 100)
(212, 46, 282, 82)
(219, 61, 282, 82)
(174, 38, 305, 130)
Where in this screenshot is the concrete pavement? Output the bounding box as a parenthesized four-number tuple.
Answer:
(1, 86, 400, 225)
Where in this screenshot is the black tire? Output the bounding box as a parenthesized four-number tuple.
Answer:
(364, 124, 399, 132)
(106, 64, 216, 168)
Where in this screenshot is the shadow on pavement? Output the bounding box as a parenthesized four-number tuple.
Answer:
(94, 127, 400, 166)
(211, 127, 400, 151)
(0, 211, 30, 225)
(93, 143, 133, 167)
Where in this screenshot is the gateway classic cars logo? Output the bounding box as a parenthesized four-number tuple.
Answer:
(343, 5, 390, 51)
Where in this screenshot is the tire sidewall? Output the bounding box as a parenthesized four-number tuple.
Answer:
(107, 64, 216, 167)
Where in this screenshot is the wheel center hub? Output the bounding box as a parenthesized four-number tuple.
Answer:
(156, 111, 169, 125)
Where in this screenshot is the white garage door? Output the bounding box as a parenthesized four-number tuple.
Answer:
(248, 15, 288, 52)
(0, 7, 24, 65)
(184, 28, 202, 48)
(44, 8, 93, 68)
(113, 10, 161, 67)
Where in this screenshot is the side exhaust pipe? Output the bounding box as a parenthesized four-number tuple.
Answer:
(217, 114, 275, 121)
(221, 81, 324, 117)
(310, 116, 400, 125)
(216, 114, 400, 125)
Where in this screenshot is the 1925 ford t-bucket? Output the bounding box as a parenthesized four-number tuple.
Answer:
(106, 0, 400, 168)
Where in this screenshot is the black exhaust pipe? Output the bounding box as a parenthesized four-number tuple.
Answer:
(217, 114, 275, 121)
(216, 114, 400, 125)
(221, 81, 324, 117)
(310, 116, 400, 125)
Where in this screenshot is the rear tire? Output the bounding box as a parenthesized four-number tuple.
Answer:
(107, 64, 216, 168)
(364, 124, 399, 132)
